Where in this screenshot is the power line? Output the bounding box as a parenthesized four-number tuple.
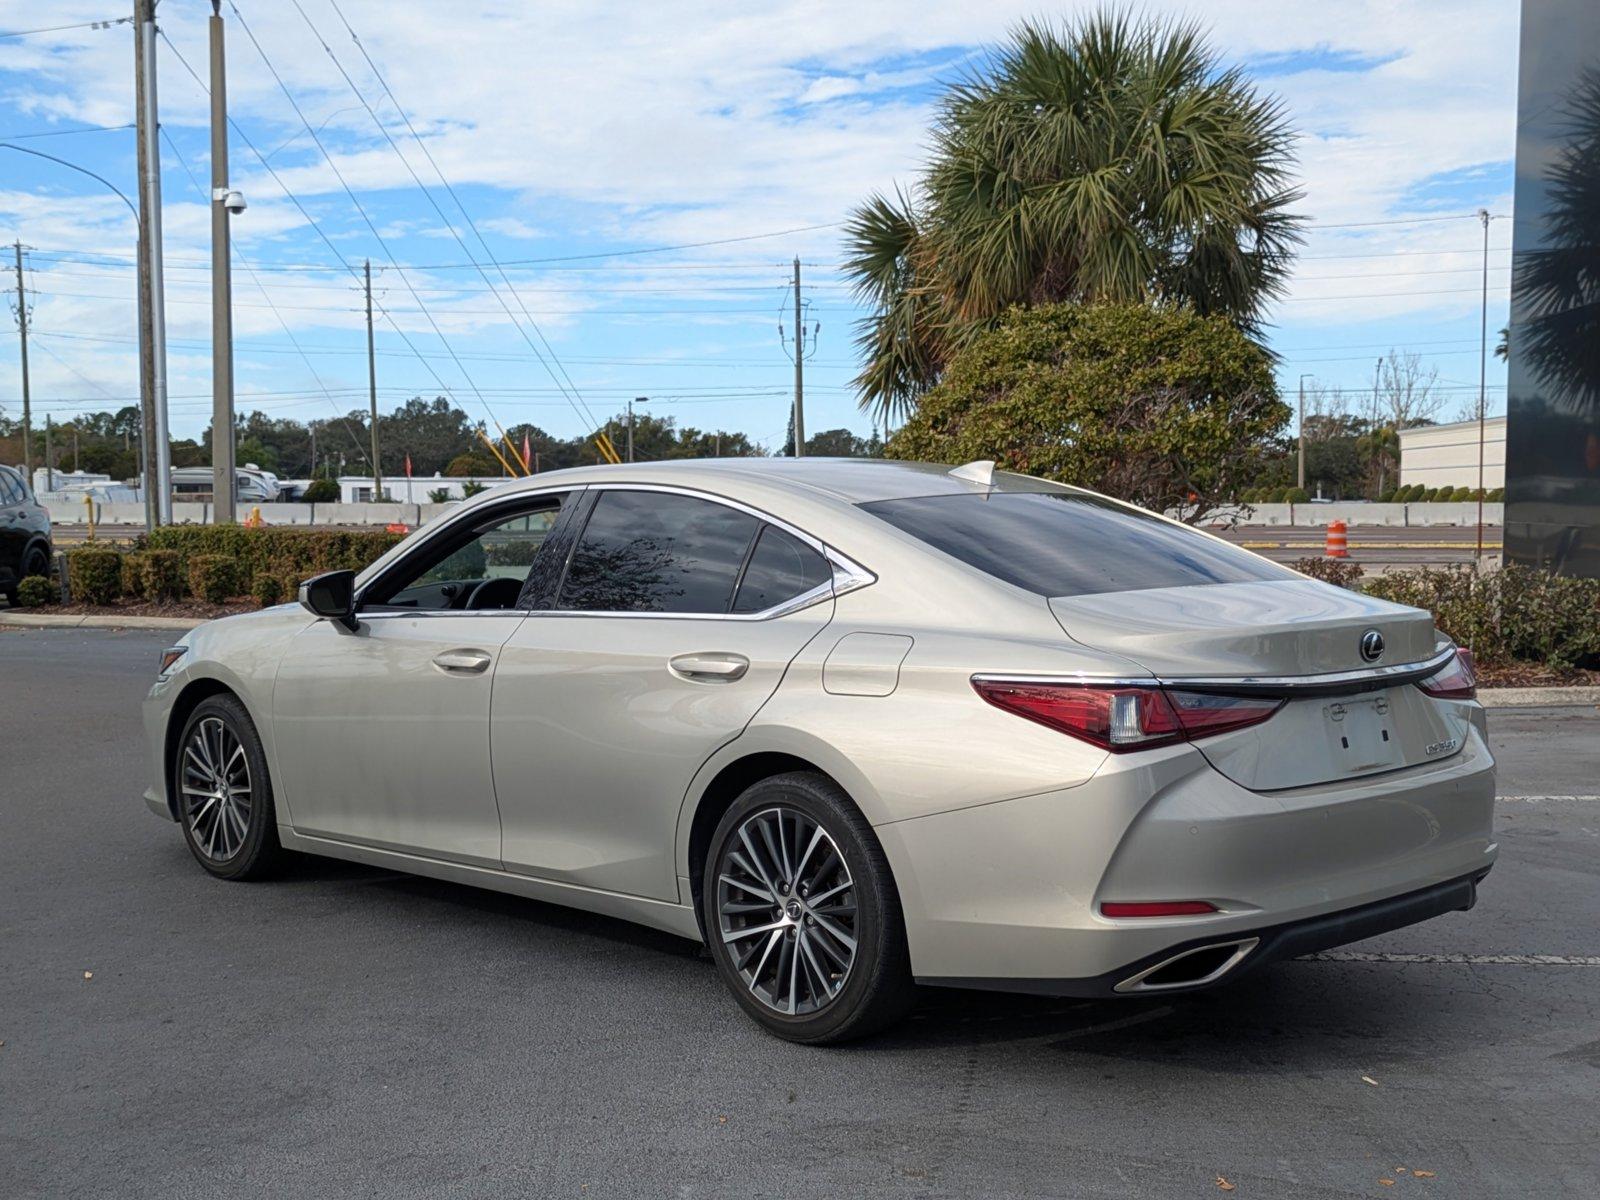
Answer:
(0, 17, 130, 39)
(0, 122, 136, 141)
(284, 0, 599, 432)
(159, 25, 504, 441)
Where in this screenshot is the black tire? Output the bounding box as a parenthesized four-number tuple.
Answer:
(701, 771, 914, 1044)
(174, 694, 286, 881)
(21, 544, 50, 580)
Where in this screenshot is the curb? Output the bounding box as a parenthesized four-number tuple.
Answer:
(0, 611, 203, 631)
(1477, 687, 1600, 709)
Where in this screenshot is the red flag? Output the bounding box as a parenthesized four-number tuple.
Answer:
(522, 433, 532, 472)
(404, 452, 413, 478)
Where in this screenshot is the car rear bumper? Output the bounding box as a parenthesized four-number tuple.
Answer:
(877, 717, 1496, 988)
(918, 868, 1489, 997)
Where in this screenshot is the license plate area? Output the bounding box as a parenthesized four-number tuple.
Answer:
(1324, 694, 1400, 772)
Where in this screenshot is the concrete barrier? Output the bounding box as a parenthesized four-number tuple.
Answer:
(1208, 503, 1503, 528)
(47, 500, 460, 528)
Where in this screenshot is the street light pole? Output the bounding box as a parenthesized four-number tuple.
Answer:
(209, 0, 238, 524)
(11, 242, 30, 483)
(364, 259, 382, 500)
(1476, 208, 1491, 562)
(792, 257, 805, 457)
(1297, 373, 1312, 492)
(133, 0, 171, 525)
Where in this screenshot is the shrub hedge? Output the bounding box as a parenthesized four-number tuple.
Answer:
(187, 554, 242, 604)
(67, 548, 124, 605)
(1292, 557, 1366, 589)
(17, 575, 56, 607)
(251, 574, 284, 607)
(140, 526, 403, 592)
(1365, 564, 1600, 668)
(121, 549, 185, 602)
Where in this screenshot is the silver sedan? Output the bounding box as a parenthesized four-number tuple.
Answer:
(143, 459, 1495, 1042)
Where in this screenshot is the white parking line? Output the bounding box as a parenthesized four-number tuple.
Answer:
(1497, 795, 1600, 802)
(1302, 952, 1600, 966)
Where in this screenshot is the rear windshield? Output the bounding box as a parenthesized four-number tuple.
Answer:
(859, 491, 1294, 597)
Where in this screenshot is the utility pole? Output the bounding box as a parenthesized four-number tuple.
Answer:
(11, 242, 30, 481)
(44, 415, 53, 492)
(309, 423, 316, 482)
(628, 396, 645, 463)
(1475, 208, 1491, 562)
(134, 0, 170, 525)
(364, 259, 382, 499)
(1297, 374, 1311, 491)
(1372, 356, 1385, 499)
(792, 256, 805, 457)
(72, 424, 79, 473)
(209, 0, 238, 523)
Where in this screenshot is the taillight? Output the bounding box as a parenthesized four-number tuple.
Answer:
(1418, 647, 1476, 700)
(1100, 900, 1218, 918)
(971, 680, 1283, 752)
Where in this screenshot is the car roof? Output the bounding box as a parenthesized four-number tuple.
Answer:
(482, 457, 1070, 505)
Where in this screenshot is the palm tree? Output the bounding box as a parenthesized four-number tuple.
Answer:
(846, 11, 1303, 422)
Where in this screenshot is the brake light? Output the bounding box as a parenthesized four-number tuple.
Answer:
(971, 680, 1283, 752)
(1418, 646, 1476, 700)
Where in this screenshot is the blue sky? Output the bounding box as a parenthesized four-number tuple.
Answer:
(1, 1, 1516, 456)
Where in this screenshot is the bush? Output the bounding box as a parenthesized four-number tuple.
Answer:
(121, 549, 185, 601)
(462, 480, 488, 498)
(1284, 486, 1310, 504)
(1365, 564, 1600, 668)
(1378, 487, 1397, 503)
(140, 526, 402, 592)
(16, 575, 56, 607)
(301, 478, 339, 503)
(1450, 486, 1473, 502)
(427, 487, 452, 504)
(188, 554, 242, 604)
(251, 574, 284, 607)
(66, 548, 124, 605)
(1487, 487, 1505, 502)
(1293, 557, 1365, 589)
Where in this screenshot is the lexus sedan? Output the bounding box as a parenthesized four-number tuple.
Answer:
(144, 459, 1495, 1042)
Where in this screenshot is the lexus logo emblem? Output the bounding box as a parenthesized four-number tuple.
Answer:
(1360, 629, 1385, 663)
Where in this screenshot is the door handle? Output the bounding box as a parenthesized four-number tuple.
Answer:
(669, 652, 750, 682)
(432, 648, 493, 674)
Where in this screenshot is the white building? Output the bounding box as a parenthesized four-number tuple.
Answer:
(332, 474, 518, 503)
(1398, 415, 1506, 491)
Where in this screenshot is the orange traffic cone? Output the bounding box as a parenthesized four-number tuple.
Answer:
(1325, 519, 1348, 559)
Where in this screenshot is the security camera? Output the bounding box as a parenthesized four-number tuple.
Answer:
(213, 188, 247, 214)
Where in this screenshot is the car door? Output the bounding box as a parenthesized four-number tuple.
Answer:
(270, 489, 574, 866)
(491, 486, 841, 900)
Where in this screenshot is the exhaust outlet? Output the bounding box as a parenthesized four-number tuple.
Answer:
(1114, 937, 1259, 993)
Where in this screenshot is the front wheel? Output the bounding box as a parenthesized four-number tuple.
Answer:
(702, 772, 914, 1044)
(174, 694, 285, 880)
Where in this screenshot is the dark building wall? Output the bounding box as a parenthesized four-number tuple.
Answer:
(1504, 0, 1600, 574)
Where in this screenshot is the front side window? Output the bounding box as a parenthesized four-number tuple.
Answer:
(860, 490, 1296, 598)
(366, 498, 564, 611)
(731, 525, 832, 614)
(559, 490, 760, 614)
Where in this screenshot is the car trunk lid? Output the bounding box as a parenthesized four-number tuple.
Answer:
(1048, 579, 1468, 789)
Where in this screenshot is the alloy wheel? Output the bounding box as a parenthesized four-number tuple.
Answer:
(181, 716, 254, 863)
(715, 805, 858, 1016)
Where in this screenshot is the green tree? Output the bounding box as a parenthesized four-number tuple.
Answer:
(445, 451, 501, 477)
(845, 12, 1301, 420)
(886, 303, 1287, 521)
(805, 428, 883, 457)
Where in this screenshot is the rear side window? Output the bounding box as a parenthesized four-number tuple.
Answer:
(0, 468, 21, 505)
(732, 525, 831, 614)
(560, 490, 760, 613)
(859, 491, 1295, 597)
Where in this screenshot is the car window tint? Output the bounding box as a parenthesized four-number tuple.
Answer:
(560, 490, 759, 614)
(860, 491, 1295, 598)
(732, 525, 832, 614)
(0, 469, 20, 505)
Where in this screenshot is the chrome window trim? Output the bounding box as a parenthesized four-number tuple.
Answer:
(971, 643, 1459, 697)
(357, 480, 876, 624)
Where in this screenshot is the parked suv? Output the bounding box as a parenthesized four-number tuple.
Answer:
(0, 464, 53, 605)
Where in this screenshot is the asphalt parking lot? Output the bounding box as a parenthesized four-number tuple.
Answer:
(3, 627, 1597, 1198)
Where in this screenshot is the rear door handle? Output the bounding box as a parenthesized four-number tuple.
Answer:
(432, 648, 493, 674)
(669, 652, 750, 682)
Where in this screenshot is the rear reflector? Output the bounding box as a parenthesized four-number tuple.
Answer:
(972, 680, 1283, 752)
(1417, 646, 1477, 701)
(1101, 901, 1218, 918)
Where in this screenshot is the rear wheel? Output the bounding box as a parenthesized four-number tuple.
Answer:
(3, 544, 48, 605)
(702, 772, 914, 1043)
(174, 695, 285, 880)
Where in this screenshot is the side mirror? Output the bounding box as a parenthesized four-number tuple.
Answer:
(299, 569, 359, 632)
